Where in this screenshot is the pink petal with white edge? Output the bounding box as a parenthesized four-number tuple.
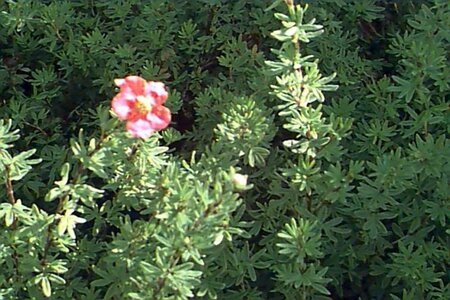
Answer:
(147, 106, 171, 130)
(112, 95, 133, 120)
(114, 76, 147, 97)
(146, 81, 168, 105)
(114, 79, 135, 97)
(114, 78, 126, 87)
(126, 118, 154, 139)
(124, 76, 147, 95)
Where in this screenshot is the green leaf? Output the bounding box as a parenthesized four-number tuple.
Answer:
(41, 276, 52, 297)
(4, 209, 14, 227)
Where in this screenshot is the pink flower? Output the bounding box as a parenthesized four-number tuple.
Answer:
(111, 76, 171, 139)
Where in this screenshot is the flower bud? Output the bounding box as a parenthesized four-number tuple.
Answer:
(233, 173, 248, 190)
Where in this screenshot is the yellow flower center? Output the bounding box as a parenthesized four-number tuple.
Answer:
(135, 96, 152, 115)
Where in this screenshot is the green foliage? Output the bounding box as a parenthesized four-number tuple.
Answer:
(1, 0, 449, 299)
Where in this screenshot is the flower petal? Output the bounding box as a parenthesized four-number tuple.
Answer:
(114, 76, 147, 96)
(147, 105, 171, 130)
(124, 76, 147, 95)
(126, 118, 154, 139)
(146, 81, 168, 105)
(112, 95, 134, 120)
(113, 78, 126, 87)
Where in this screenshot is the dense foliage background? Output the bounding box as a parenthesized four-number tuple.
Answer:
(0, 0, 448, 299)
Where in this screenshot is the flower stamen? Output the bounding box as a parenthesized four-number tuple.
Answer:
(135, 96, 153, 115)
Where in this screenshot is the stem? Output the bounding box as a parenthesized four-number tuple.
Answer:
(305, 193, 312, 212)
(151, 198, 224, 299)
(205, 5, 217, 34)
(40, 133, 109, 265)
(23, 121, 48, 136)
(4, 164, 21, 282)
(52, 24, 65, 42)
(5, 164, 16, 205)
(152, 253, 181, 299)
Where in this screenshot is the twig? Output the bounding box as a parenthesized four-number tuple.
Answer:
(4, 164, 21, 280)
(5, 164, 16, 205)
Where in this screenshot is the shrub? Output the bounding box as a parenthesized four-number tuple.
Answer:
(0, 0, 448, 299)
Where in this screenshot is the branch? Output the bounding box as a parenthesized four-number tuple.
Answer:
(4, 164, 16, 205)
